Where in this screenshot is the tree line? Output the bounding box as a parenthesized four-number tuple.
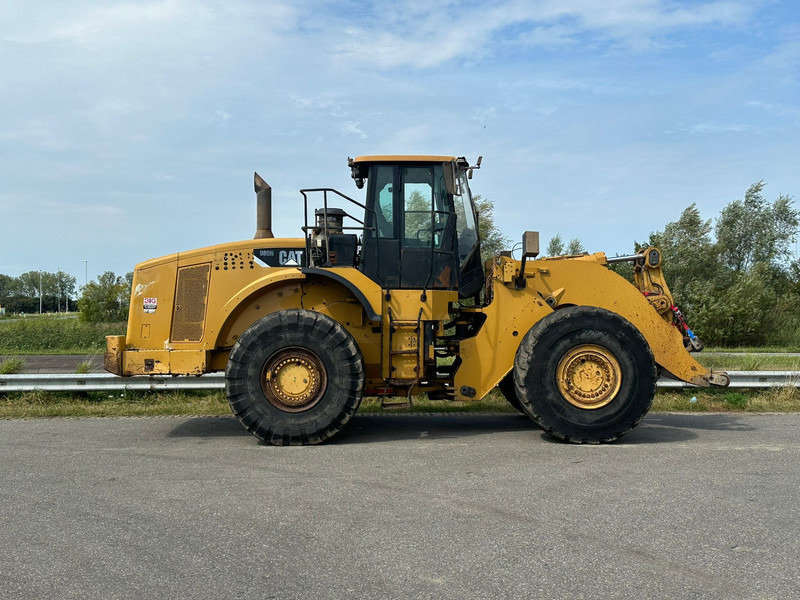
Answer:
(0, 270, 131, 323)
(0, 271, 78, 313)
(546, 181, 799, 347)
(644, 181, 799, 347)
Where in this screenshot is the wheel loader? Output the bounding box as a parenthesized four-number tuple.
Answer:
(105, 155, 729, 445)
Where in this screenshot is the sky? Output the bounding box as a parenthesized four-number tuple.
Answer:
(1, 0, 799, 288)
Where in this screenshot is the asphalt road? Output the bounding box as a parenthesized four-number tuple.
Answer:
(2, 413, 799, 600)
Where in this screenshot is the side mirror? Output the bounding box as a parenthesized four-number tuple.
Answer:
(522, 231, 539, 258)
(516, 231, 539, 289)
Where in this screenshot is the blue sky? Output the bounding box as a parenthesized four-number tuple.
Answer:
(1, 0, 799, 287)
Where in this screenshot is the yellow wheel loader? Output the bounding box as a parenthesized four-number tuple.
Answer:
(105, 155, 729, 445)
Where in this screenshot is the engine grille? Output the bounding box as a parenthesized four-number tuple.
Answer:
(171, 263, 211, 342)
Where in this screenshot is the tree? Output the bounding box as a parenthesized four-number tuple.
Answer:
(57, 273, 77, 311)
(642, 183, 800, 345)
(715, 182, 798, 273)
(0, 274, 14, 301)
(647, 203, 717, 318)
(566, 238, 585, 255)
(545, 234, 564, 256)
(544, 234, 584, 256)
(473, 195, 510, 263)
(78, 271, 131, 323)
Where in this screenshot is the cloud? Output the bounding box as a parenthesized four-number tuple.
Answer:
(2, 1, 187, 45)
(666, 122, 751, 137)
(340, 121, 368, 139)
(334, 0, 755, 68)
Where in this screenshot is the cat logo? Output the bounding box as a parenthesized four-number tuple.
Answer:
(253, 248, 305, 268)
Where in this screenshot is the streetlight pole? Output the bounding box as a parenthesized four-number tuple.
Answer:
(83, 260, 88, 289)
(39, 271, 42, 314)
(57, 267, 61, 313)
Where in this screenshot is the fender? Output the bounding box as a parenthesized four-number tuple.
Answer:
(302, 267, 382, 322)
(528, 260, 712, 386)
(209, 268, 308, 349)
(211, 267, 384, 349)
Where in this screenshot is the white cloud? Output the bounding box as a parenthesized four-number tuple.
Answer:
(341, 121, 368, 139)
(335, 0, 755, 68)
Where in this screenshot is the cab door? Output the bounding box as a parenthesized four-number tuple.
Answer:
(360, 162, 458, 291)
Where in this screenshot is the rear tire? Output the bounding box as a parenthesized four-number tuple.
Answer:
(513, 306, 656, 443)
(225, 309, 364, 445)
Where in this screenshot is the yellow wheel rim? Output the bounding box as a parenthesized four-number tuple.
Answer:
(262, 348, 327, 412)
(556, 345, 622, 410)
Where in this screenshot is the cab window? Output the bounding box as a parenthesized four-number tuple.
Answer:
(403, 165, 447, 248)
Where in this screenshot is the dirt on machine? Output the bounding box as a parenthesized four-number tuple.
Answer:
(105, 154, 729, 445)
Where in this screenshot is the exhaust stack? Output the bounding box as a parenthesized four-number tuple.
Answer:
(254, 172, 274, 239)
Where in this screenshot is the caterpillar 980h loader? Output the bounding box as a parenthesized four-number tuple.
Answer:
(106, 155, 729, 445)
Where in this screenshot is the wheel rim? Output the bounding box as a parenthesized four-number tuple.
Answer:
(261, 347, 327, 412)
(556, 344, 622, 410)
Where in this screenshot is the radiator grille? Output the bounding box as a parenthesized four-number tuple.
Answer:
(171, 264, 211, 342)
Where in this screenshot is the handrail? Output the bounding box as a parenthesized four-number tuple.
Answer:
(299, 188, 375, 268)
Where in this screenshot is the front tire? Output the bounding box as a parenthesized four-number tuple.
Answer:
(498, 373, 525, 413)
(225, 309, 364, 445)
(513, 306, 656, 443)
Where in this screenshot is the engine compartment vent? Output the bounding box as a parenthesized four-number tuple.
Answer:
(171, 263, 211, 342)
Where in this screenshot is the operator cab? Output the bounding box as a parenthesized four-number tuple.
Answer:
(348, 155, 484, 298)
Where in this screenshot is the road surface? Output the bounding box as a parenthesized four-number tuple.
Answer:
(1, 413, 799, 599)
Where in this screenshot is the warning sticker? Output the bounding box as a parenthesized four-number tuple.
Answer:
(143, 297, 158, 313)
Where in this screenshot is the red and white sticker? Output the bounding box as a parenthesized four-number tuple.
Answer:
(143, 297, 158, 313)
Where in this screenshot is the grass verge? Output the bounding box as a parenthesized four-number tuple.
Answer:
(695, 354, 800, 371)
(0, 317, 125, 354)
(2, 387, 800, 419)
(0, 390, 232, 419)
(652, 386, 800, 412)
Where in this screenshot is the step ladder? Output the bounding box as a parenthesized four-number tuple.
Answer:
(381, 307, 423, 409)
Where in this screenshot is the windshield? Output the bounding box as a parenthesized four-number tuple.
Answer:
(453, 170, 478, 266)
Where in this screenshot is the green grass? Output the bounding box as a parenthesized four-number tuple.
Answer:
(2, 386, 800, 420)
(695, 353, 800, 371)
(0, 316, 125, 354)
(652, 386, 800, 412)
(0, 390, 232, 419)
(75, 360, 92, 374)
(0, 357, 26, 374)
(705, 346, 800, 353)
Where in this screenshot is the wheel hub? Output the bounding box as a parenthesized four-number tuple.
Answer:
(262, 348, 327, 412)
(556, 344, 622, 410)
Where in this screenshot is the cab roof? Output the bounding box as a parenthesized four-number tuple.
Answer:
(348, 155, 466, 183)
(350, 155, 457, 164)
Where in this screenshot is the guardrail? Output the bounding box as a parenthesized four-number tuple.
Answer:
(0, 373, 226, 393)
(0, 371, 799, 393)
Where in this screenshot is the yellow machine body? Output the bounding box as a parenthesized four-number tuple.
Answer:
(107, 154, 726, 445)
(108, 242, 714, 400)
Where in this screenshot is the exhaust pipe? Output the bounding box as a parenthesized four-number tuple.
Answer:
(254, 172, 274, 239)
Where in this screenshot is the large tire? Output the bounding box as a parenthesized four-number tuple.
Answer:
(498, 373, 525, 413)
(513, 306, 656, 443)
(225, 309, 364, 445)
